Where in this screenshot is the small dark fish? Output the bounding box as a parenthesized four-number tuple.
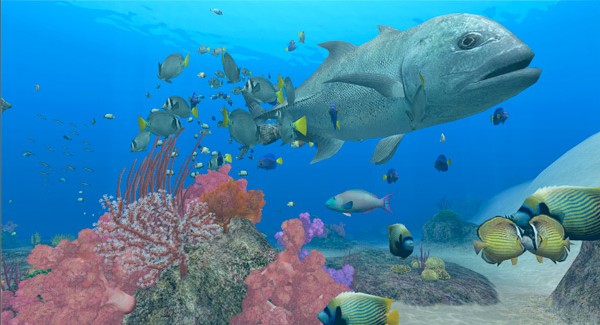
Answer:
(298, 31, 305, 43)
(91, 118, 96, 125)
(434, 154, 451, 172)
(490, 107, 509, 125)
(329, 103, 340, 130)
(285, 40, 297, 52)
(382, 168, 399, 183)
(268, 73, 271, 79)
(227, 99, 233, 106)
(189, 92, 204, 108)
(258, 153, 283, 170)
(211, 115, 216, 121)
(63, 135, 73, 140)
(208, 77, 223, 89)
(210, 8, 223, 15)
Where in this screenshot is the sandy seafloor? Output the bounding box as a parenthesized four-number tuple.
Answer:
(322, 241, 581, 325)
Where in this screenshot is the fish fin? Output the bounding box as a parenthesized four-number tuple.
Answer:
(183, 53, 190, 67)
(137, 116, 147, 132)
(325, 73, 405, 98)
(308, 142, 314, 147)
(311, 136, 344, 164)
(293, 116, 307, 136)
(276, 157, 283, 165)
(382, 174, 387, 181)
(447, 159, 452, 166)
(224, 154, 233, 163)
(284, 77, 295, 105)
(536, 255, 544, 263)
(220, 107, 229, 127)
(472, 240, 487, 254)
(371, 134, 405, 165)
(157, 62, 162, 76)
(342, 201, 353, 209)
(386, 309, 400, 325)
(343, 212, 351, 217)
(276, 89, 285, 104)
(511, 257, 518, 265)
(277, 74, 285, 89)
(165, 79, 172, 84)
(377, 25, 401, 35)
(564, 237, 571, 251)
(191, 106, 199, 118)
(318, 41, 357, 68)
(244, 94, 267, 119)
(336, 120, 341, 130)
(381, 194, 393, 213)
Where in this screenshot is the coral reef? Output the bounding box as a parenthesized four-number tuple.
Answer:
(231, 218, 349, 324)
(424, 256, 451, 280)
(326, 249, 498, 306)
(310, 221, 354, 249)
(3, 229, 137, 324)
(422, 209, 478, 244)
(124, 218, 276, 325)
(49, 233, 76, 247)
(549, 241, 600, 323)
(391, 264, 412, 275)
(421, 269, 439, 281)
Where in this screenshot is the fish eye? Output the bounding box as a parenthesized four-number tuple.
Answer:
(457, 32, 482, 50)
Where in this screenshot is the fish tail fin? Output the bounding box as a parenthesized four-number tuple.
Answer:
(183, 53, 190, 67)
(191, 106, 199, 118)
(277, 74, 285, 89)
(336, 120, 341, 130)
(207, 47, 211, 51)
(276, 157, 283, 165)
(382, 174, 387, 181)
(386, 309, 400, 325)
(224, 154, 233, 163)
(276, 89, 285, 104)
(308, 141, 314, 147)
(137, 116, 147, 132)
(220, 107, 229, 127)
(473, 240, 487, 254)
(564, 237, 571, 251)
(293, 116, 307, 136)
(381, 194, 393, 213)
(447, 158, 452, 166)
(285, 47, 289, 51)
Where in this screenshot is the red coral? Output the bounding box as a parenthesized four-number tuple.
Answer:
(201, 181, 265, 229)
(231, 219, 349, 325)
(6, 229, 136, 325)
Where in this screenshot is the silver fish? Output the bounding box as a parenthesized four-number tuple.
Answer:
(158, 53, 189, 83)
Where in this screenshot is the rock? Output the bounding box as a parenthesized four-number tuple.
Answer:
(124, 218, 277, 325)
(422, 209, 478, 244)
(549, 241, 600, 323)
(326, 249, 498, 306)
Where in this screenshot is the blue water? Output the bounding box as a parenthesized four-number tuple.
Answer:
(2, 1, 599, 245)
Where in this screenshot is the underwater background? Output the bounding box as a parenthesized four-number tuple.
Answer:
(2, 1, 600, 324)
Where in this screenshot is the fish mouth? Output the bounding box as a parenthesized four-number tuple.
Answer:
(465, 47, 541, 91)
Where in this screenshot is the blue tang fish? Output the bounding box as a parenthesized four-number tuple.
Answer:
(258, 153, 283, 170)
(434, 154, 451, 172)
(382, 168, 399, 184)
(490, 107, 509, 125)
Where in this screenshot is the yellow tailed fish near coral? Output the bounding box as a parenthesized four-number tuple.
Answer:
(317, 292, 400, 325)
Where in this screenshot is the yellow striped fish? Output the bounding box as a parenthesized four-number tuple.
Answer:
(317, 292, 399, 325)
(520, 186, 600, 240)
(529, 215, 570, 263)
(473, 217, 525, 265)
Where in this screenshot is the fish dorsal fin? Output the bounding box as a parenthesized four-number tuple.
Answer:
(377, 25, 401, 35)
(311, 135, 345, 164)
(371, 134, 405, 165)
(318, 41, 357, 67)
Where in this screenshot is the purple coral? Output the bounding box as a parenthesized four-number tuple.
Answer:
(275, 212, 324, 249)
(324, 264, 355, 287)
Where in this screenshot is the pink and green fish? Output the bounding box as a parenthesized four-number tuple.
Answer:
(325, 189, 392, 216)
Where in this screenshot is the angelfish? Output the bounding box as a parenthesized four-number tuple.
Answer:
(388, 223, 414, 258)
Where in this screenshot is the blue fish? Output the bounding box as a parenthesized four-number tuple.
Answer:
(490, 107, 509, 125)
(258, 153, 283, 170)
(189, 92, 203, 108)
(382, 169, 399, 184)
(329, 103, 340, 130)
(434, 154, 451, 172)
(285, 40, 297, 52)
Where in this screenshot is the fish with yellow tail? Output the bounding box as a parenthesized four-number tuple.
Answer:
(388, 223, 414, 258)
(527, 215, 570, 263)
(473, 216, 525, 265)
(276, 75, 286, 104)
(506, 186, 600, 240)
(318, 292, 399, 325)
(218, 107, 230, 127)
(158, 53, 189, 83)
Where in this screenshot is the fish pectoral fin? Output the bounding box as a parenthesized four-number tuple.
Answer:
(343, 212, 352, 217)
(311, 135, 344, 164)
(511, 257, 519, 265)
(536, 255, 544, 263)
(472, 240, 487, 255)
(371, 134, 405, 165)
(325, 73, 405, 98)
(342, 201, 353, 209)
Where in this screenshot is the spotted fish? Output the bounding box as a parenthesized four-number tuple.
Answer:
(473, 216, 525, 265)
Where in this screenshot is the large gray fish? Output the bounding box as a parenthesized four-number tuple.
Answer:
(162, 96, 198, 119)
(242, 77, 277, 104)
(222, 52, 241, 83)
(138, 111, 182, 137)
(251, 14, 541, 164)
(158, 53, 189, 83)
(1, 98, 12, 112)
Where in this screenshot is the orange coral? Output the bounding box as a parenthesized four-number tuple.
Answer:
(201, 180, 265, 231)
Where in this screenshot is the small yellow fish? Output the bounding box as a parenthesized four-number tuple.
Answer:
(529, 215, 570, 263)
(473, 216, 525, 265)
(224, 153, 233, 163)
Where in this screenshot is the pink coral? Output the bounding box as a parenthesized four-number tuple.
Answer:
(231, 219, 349, 325)
(6, 229, 136, 325)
